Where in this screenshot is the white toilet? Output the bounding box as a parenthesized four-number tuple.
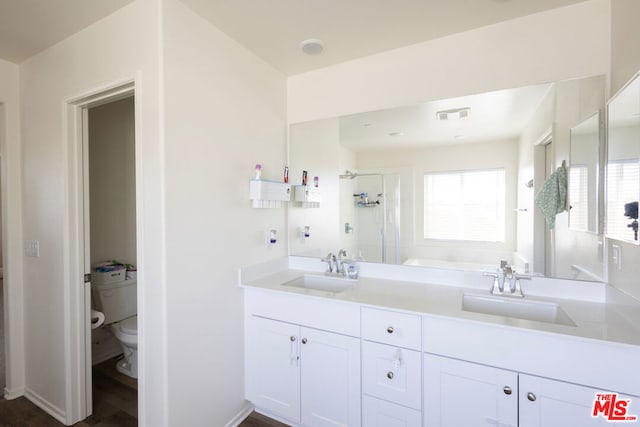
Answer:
(92, 278, 138, 378)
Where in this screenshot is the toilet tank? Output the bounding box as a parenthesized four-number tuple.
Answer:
(92, 278, 137, 324)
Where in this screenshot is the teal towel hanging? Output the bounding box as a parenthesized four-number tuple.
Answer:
(535, 165, 568, 229)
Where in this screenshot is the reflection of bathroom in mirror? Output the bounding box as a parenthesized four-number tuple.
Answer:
(288, 75, 606, 281)
(606, 72, 640, 244)
(569, 111, 601, 234)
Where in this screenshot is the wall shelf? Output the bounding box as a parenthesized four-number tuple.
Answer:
(249, 179, 291, 208)
(293, 185, 321, 208)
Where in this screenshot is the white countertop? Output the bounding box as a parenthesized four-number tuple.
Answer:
(240, 257, 640, 349)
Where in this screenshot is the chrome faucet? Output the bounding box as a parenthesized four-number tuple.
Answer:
(483, 260, 530, 297)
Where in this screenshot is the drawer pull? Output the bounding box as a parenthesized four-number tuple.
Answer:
(290, 336, 296, 342)
(503, 386, 512, 395)
(387, 371, 394, 380)
(527, 392, 536, 402)
(386, 326, 394, 334)
(301, 338, 308, 344)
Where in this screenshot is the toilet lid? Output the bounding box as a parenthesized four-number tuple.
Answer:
(119, 316, 137, 335)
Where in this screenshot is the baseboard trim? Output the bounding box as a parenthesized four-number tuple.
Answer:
(224, 401, 254, 427)
(24, 387, 67, 425)
(3, 385, 24, 400)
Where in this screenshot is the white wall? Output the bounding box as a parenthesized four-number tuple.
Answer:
(0, 58, 25, 399)
(611, 0, 640, 94)
(608, 0, 640, 299)
(288, 0, 610, 124)
(162, 0, 287, 425)
(89, 97, 137, 266)
(18, 0, 166, 424)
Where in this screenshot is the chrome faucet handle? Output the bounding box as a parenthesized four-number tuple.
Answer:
(321, 252, 334, 273)
(507, 271, 530, 297)
(483, 271, 502, 295)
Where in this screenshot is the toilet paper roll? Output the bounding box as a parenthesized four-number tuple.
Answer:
(91, 309, 105, 329)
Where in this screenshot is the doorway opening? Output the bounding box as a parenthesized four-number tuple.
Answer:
(86, 96, 138, 424)
(65, 81, 139, 425)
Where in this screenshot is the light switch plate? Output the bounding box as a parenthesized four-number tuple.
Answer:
(25, 240, 40, 257)
(611, 244, 622, 270)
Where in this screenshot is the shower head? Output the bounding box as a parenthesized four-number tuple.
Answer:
(339, 170, 357, 180)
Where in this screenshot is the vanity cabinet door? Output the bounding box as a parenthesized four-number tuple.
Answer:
(424, 354, 518, 427)
(519, 374, 637, 427)
(245, 316, 301, 423)
(300, 326, 361, 427)
(362, 341, 422, 410)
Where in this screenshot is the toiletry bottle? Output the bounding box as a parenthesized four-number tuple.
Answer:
(254, 164, 262, 180)
(314, 176, 319, 187)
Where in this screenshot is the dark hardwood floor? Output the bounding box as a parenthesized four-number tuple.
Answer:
(0, 357, 287, 427)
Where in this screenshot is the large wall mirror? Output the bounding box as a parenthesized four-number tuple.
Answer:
(288, 75, 606, 281)
(606, 72, 640, 244)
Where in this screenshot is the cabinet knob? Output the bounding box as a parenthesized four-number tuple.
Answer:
(301, 338, 308, 344)
(503, 386, 512, 395)
(387, 326, 394, 334)
(290, 336, 296, 342)
(387, 372, 394, 380)
(527, 392, 536, 402)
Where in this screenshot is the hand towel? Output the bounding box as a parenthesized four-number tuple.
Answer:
(535, 166, 568, 229)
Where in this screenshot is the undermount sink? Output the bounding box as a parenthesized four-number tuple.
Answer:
(282, 274, 357, 293)
(462, 293, 576, 326)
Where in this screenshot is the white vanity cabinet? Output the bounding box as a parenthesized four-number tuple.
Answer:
(519, 374, 637, 427)
(244, 289, 361, 426)
(245, 316, 301, 421)
(424, 354, 638, 427)
(423, 354, 518, 427)
(361, 308, 423, 427)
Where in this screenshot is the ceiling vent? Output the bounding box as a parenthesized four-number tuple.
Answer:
(436, 107, 471, 120)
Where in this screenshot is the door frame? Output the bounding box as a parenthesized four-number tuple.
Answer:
(64, 79, 137, 424)
(533, 128, 554, 276)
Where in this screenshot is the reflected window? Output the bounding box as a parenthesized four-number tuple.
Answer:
(607, 160, 640, 241)
(424, 169, 505, 242)
(568, 165, 589, 230)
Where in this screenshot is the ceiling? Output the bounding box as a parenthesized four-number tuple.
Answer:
(1, 0, 588, 72)
(339, 83, 553, 151)
(0, 0, 134, 63)
(180, 0, 590, 75)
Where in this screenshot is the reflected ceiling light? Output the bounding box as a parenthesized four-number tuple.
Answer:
(436, 107, 471, 120)
(300, 38, 324, 55)
(388, 131, 404, 137)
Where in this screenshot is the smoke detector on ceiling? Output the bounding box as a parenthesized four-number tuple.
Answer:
(436, 107, 471, 120)
(300, 39, 325, 55)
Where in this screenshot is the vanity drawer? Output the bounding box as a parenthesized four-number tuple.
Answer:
(362, 340, 422, 410)
(362, 307, 422, 350)
(362, 395, 422, 427)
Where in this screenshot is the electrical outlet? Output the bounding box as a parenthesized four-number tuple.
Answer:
(25, 240, 40, 257)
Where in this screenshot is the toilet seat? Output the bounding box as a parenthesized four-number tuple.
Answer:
(118, 315, 137, 335)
